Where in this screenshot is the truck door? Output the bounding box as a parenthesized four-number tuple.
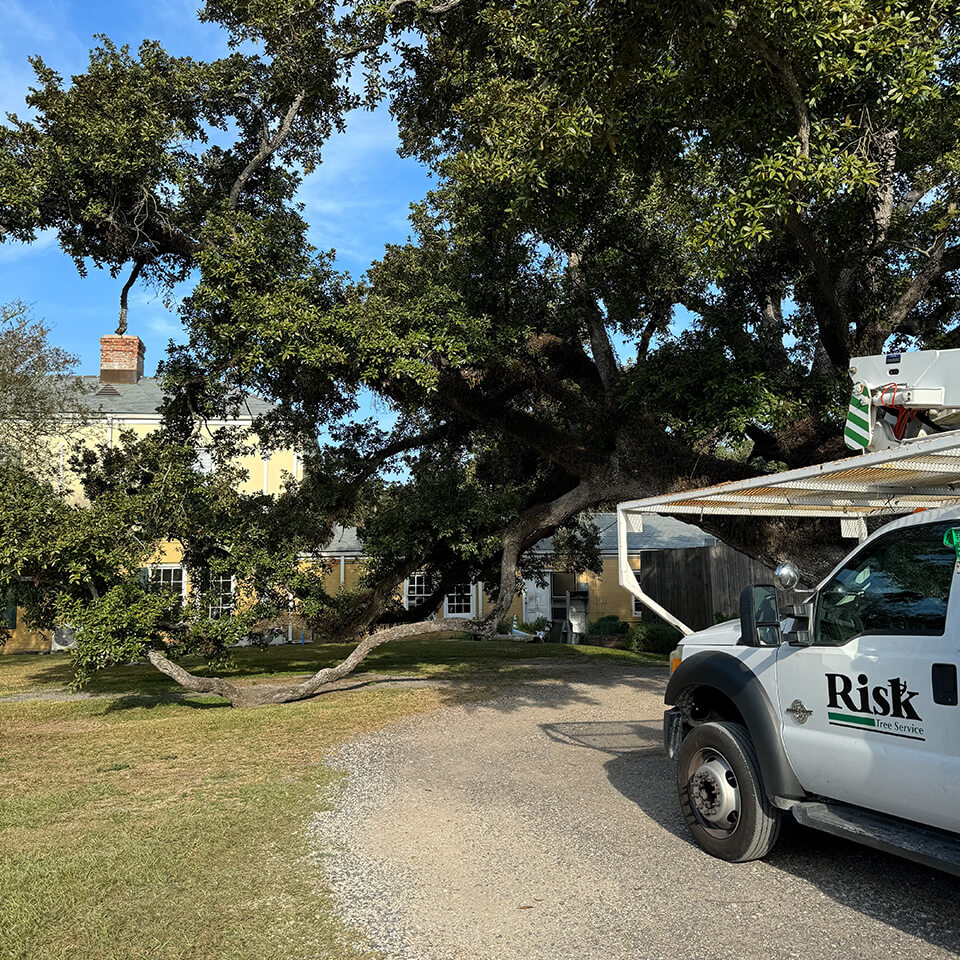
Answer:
(775, 519, 960, 834)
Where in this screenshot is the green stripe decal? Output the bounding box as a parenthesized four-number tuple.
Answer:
(828, 712, 876, 726)
(846, 411, 870, 431)
(845, 382, 873, 451)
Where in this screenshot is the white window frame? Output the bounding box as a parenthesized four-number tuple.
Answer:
(404, 572, 434, 611)
(146, 564, 187, 600)
(209, 572, 236, 619)
(443, 582, 475, 618)
(632, 595, 644, 618)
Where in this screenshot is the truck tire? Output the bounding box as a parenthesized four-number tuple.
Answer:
(676, 721, 782, 862)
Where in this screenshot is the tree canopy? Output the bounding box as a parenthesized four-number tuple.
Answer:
(0, 300, 87, 473)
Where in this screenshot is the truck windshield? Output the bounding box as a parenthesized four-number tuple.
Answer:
(814, 521, 955, 645)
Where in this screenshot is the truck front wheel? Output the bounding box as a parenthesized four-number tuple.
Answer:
(676, 721, 781, 862)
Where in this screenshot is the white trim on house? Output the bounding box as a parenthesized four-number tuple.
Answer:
(92, 414, 259, 427)
(209, 572, 236, 618)
(146, 563, 187, 600)
(442, 582, 475, 618)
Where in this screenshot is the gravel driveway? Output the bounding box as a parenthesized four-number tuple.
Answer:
(311, 663, 960, 960)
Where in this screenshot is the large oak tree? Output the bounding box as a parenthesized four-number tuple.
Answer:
(2, 0, 959, 703)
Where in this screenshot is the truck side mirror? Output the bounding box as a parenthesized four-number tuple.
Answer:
(739, 584, 781, 646)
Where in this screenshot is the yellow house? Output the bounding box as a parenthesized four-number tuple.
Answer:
(3, 333, 297, 654)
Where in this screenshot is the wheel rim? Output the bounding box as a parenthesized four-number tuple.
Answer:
(684, 746, 741, 838)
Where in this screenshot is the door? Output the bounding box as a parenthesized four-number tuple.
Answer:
(521, 577, 551, 623)
(776, 518, 960, 833)
(550, 571, 576, 622)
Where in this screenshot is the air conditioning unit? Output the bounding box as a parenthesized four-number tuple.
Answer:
(50, 626, 77, 652)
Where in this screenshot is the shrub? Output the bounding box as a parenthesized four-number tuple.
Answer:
(627, 621, 683, 654)
(586, 614, 628, 638)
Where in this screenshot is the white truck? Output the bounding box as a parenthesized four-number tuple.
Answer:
(616, 347, 960, 873)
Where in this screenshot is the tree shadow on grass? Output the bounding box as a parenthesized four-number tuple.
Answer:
(99, 693, 231, 713)
(9, 639, 664, 705)
(550, 717, 960, 955)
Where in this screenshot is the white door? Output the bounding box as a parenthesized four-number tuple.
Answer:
(522, 578, 551, 622)
(776, 518, 960, 833)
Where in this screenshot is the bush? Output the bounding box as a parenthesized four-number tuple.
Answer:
(496, 620, 513, 635)
(627, 621, 683, 654)
(519, 616, 549, 633)
(586, 614, 628, 638)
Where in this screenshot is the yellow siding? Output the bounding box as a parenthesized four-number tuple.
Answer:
(585, 556, 643, 623)
(5, 413, 300, 653)
(480, 555, 643, 628)
(3, 612, 49, 654)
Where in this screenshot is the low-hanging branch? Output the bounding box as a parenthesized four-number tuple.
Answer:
(146, 615, 485, 707)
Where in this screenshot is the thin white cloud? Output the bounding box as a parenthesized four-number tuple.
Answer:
(147, 313, 185, 337)
(298, 102, 429, 274)
(0, 229, 58, 264)
(0, 0, 87, 117)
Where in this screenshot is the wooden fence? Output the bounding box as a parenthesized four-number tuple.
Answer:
(636, 543, 794, 631)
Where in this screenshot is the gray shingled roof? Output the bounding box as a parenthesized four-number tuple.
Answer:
(325, 525, 364, 554)
(538, 512, 715, 553)
(79, 376, 275, 419)
(322, 512, 714, 556)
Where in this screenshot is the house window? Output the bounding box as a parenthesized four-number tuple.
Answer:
(146, 565, 186, 599)
(632, 595, 644, 618)
(445, 583, 474, 617)
(209, 573, 236, 618)
(405, 572, 434, 610)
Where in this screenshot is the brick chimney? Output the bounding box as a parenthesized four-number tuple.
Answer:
(99, 335, 145, 384)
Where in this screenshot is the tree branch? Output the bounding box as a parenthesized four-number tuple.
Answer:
(885, 237, 960, 331)
(228, 91, 306, 209)
(117, 258, 145, 336)
(567, 250, 618, 393)
(785, 209, 850, 366)
(701, 1, 810, 155)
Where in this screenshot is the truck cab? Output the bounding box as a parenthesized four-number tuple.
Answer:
(662, 507, 960, 869)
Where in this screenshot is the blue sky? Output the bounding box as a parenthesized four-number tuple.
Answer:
(0, 0, 431, 377)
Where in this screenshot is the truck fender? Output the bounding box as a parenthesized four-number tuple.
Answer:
(665, 650, 805, 802)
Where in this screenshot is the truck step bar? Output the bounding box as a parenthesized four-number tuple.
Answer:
(791, 801, 960, 877)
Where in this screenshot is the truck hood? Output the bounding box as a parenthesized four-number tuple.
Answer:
(684, 619, 740, 646)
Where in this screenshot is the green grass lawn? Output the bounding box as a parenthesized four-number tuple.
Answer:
(0, 638, 664, 960)
(0, 637, 665, 699)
